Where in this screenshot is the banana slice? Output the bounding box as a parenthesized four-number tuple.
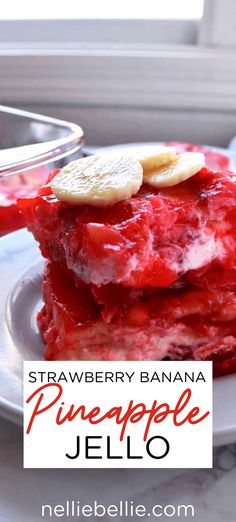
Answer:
(144, 152, 205, 188)
(104, 145, 176, 173)
(50, 154, 143, 206)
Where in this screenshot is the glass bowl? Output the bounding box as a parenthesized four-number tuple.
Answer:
(0, 105, 84, 235)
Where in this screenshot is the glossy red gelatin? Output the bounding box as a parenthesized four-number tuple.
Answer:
(18, 167, 236, 289)
(18, 161, 236, 375)
(39, 261, 236, 376)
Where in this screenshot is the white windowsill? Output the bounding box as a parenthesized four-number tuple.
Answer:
(0, 19, 198, 46)
(0, 45, 236, 112)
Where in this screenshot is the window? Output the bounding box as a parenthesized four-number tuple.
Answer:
(0, 0, 204, 20)
(0, 0, 204, 46)
(200, 0, 236, 47)
(0, 0, 236, 147)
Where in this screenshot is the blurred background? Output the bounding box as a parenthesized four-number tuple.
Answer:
(0, 0, 235, 147)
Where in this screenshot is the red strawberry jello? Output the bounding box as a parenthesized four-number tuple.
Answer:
(18, 147, 236, 376)
(37, 260, 236, 377)
(18, 168, 236, 288)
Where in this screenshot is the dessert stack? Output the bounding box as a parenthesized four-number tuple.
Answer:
(18, 145, 236, 376)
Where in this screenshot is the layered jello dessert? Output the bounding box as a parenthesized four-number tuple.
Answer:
(18, 145, 236, 376)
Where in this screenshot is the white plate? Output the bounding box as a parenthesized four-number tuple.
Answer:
(1, 229, 236, 445)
